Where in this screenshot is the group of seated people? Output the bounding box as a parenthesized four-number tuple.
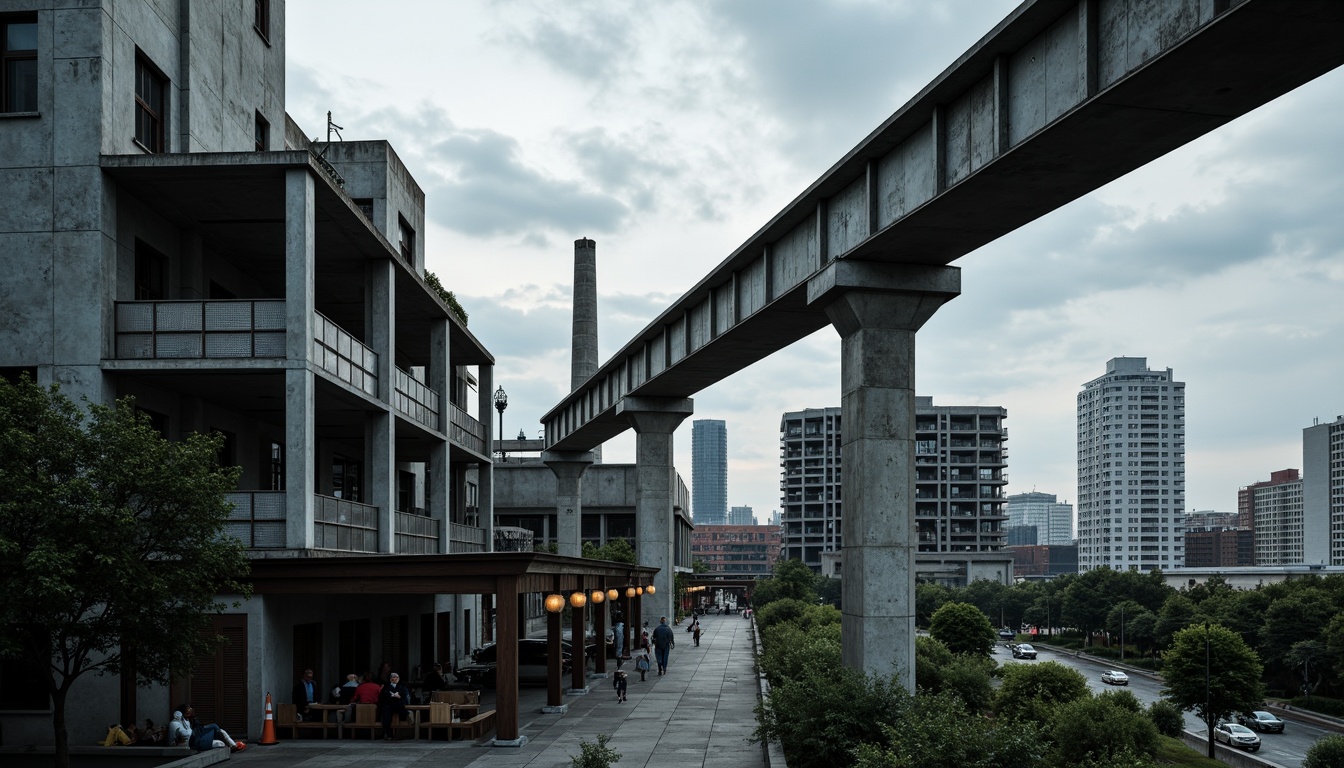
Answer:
(97, 719, 165, 747)
(293, 661, 466, 740)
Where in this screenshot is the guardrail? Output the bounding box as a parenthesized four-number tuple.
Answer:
(314, 494, 379, 552)
(114, 300, 286, 359)
(394, 367, 440, 431)
(225, 491, 287, 548)
(312, 312, 378, 398)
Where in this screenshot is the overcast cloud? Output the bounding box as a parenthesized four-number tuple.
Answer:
(286, 1, 1344, 522)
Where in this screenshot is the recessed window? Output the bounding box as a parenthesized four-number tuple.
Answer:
(254, 111, 269, 151)
(2, 15, 38, 113)
(134, 239, 167, 300)
(397, 216, 415, 263)
(134, 53, 166, 152)
(254, 0, 271, 42)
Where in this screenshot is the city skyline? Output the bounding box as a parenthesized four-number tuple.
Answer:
(286, 1, 1344, 520)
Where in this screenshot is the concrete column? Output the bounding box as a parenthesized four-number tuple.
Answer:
(807, 261, 960, 692)
(478, 364, 495, 550)
(284, 169, 316, 549)
(369, 259, 396, 552)
(542, 450, 596, 557)
(616, 396, 693, 629)
(429, 317, 451, 549)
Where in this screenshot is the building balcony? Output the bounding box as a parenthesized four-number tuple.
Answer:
(314, 494, 380, 552)
(226, 490, 287, 548)
(312, 311, 379, 397)
(449, 404, 486, 454)
(115, 299, 286, 359)
(395, 510, 440, 554)
(393, 366, 440, 432)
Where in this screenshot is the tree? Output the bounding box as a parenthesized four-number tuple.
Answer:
(582, 538, 636, 563)
(752, 558, 818, 609)
(916, 581, 952, 627)
(1304, 734, 1344, 768)
(929, 602, 995, 658)
(995, 661, 1089, 725)
(0, 377, 250, 768)
(1160, 623, 1264, 758)
(1047, 692, 1159, 767)
(1154, 593, 1196, 649)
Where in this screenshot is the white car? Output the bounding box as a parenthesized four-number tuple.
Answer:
(1213, 722, 1261, 752)
(1100, 670, 1129, 685)
(1011, 643, 1037, 659)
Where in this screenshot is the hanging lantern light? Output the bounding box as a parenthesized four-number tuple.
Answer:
(570, 591, 587, 608)
(544, 594, 565, 613)
(625, 586, 636, 598)
(645, 584, 656, 595)
(636, 586, 644, 596)
(607, 588, 619, 601)
(591, 590, 605, 604)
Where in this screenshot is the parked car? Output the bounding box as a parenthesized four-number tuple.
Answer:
(1011, 643, 1037, 659)
(1236, 710, 1285, 733)
(457, 639, 573, 688)
(1100, 670, 1129, 686)
(998, 628, 1015, 640)
(1213, 722, 1261, 752)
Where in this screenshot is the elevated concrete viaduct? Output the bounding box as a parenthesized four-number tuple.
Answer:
(538, 0, 1344, 689)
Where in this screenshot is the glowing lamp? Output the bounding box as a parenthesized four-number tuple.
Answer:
(569, 591, 587, 608)
(544, 594, 565, 613)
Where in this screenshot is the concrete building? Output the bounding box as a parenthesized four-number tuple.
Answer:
(1184, 529, 1255, 568)
(689, 524, 783, 576)
(1006, 544, 1078, 579)
(691, 419, 727, 525)
(1304, 415, 1344, 564)
(1243, 469, 1304, 566)
(0, 0, 499, 745)
(1185, 509, 1240, 532)
(729, 505, 754, 525)
(780, 399, 1012, 586)
(1006, 491, 1074, 546)
(1076, 357, 1186, 572)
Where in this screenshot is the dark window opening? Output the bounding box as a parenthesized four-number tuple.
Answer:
(134, 239, 167, 300)
(134, 52, 167, 152)
(266, 441, 284, 491)
(397, 470, 416, 513)
(2, 15, 38, 113)
(332, 454, 362, 502)
(254, 111, 269, 151)
(397, 216, 414, 263)
(0, 366, 38, 385)
(212, 428, 237, 472)
(337, 618, 371, 678)
(253, 0, 271, 42)
(136, 407, 169, 439)
(352, 198, 374, 222)
(208, 280, 236, 300)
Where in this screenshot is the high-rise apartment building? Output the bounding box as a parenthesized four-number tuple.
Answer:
(1241, 469, 1303, 565)
(1304, 416, 1344, 564)
(1076, 357, 1186, 572)
(692, 419, 727, 525)
(780, 399, 1012, 585)
(1006, 492, 1074, 546)
(729, 505, 755, 525)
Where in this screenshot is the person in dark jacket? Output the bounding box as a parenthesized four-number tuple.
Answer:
(378, 672, 411, 740)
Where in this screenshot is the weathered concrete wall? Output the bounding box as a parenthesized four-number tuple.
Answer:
(324, 140, 426, 272)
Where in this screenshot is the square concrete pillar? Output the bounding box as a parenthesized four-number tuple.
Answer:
(543, 450, 595, 558)
(284, 169, 316, 549)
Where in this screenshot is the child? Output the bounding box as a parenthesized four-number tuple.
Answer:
(613, 669, 628, 703)
(635, 653, 651, 681)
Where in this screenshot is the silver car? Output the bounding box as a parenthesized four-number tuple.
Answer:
(1100, 670, 1129, 685)
(1011, 643, 1037, 659)
(1236, 710, 1285, 733)
(1213, 722, 1261, 752)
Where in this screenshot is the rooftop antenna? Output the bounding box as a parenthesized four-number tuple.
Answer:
(308, 112, 346, 188)
(327, 111, 344, 142)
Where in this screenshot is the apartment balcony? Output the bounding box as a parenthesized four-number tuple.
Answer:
(226, 490, 287, 548)
(393, 367, 440, 432)
(115, 300, 286, 359)
(449, 522, 488, 553)
(313, 311, 378, 397)
(395, 510, 440, 554)
(314, 494, 380, 552)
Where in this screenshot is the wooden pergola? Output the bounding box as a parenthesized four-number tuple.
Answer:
(247, 552, 658, 744)
(681, 576, 760, 613)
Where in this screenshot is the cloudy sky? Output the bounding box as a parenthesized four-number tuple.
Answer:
(285, 1, 1344, 524)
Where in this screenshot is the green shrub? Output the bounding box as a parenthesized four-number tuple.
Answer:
(755, 598, 812, 630)
(1290, 695, 1344, 718)
(915, 635, 955, 692)
(1145, 700, 1185, 738)
(940, 654, 995, 713)
(570, 734, 620, 768)
(1304, 734, 1344, 768)
(995, 661, 1089, 725)
(1046, 694, 1159, 767)
(758, 621, 841, 685)
(853, 690, 1044, 768)
(930, 602, 996, 657)
(1098, 688, 1143, 713)
(755, 666, 909, 768)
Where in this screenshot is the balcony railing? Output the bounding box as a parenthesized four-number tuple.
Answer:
(225, 490, 287, 548)
(312, 312, 378, 398)
(115, 300, 286, 359)
(394, 367, 440, 431)
(449, 522, 487, 553)
(395, 511, 440, 554)
(314, 494, 379, 552)
(449, 405, 486, 454)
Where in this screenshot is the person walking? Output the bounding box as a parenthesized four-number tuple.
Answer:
(613, 669, 628, 703)
(651, 616, 675, 675)
(693, 619, 702, 647)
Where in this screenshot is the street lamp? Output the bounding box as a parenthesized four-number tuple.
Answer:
(493, 386, 508, 462)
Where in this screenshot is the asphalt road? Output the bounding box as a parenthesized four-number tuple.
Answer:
(998, 641, 1334, 768)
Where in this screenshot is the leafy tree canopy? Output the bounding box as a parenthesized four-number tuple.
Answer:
(1046, 691, 1159, 767)
(995, 661, 1090, 725)
(0, 377, 250, 767)
(582, 538, 636, 563)
(929, 601, 995, 658)
(752, 558, 818, 609)
(1160, 623, 1264, 758)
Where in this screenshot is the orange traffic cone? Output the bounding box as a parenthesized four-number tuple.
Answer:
(259, 692, 279, 745)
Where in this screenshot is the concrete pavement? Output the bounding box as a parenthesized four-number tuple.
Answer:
(225, 610, 766, 768)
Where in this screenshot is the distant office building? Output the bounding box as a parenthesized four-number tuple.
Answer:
(1185, 509, 1239, 533)
(1304, 415, 1344, 565)
(1184, 529, 1254, 568)
(780, 399, 1012, 586)
(1007, 544, 1078, 578)
(689, 524, 783, 576)
(1006, 492, 1074, 545)
(1006, 525, 1039, 546)
(1243, 469, 1304, 566)
(692, 419, 728, 525)
(729, 505, 754, 525)
(1076, 357, 1186, 572)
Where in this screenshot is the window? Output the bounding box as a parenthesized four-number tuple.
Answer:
(352, 198, 374, 221)
(2, 15, 36, 113)
(397, 216, 415, 262)
(254, 0, 271, 42)
(134, 239, 167, 299)
(134, 53, 166, 152)
(254, 111, 268, 151)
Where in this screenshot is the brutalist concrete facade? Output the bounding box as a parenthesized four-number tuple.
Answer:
(0, 0, 494, 746)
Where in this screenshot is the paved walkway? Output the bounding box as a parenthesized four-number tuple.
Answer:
(229, 611, 766, 768)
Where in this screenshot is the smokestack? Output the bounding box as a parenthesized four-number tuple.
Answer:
(572, 238, 601, 462)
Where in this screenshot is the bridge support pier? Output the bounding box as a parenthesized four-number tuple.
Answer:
(542, 450, 596, 558)
(616, 396, 694, 628)
(809, 261, 960, 692)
